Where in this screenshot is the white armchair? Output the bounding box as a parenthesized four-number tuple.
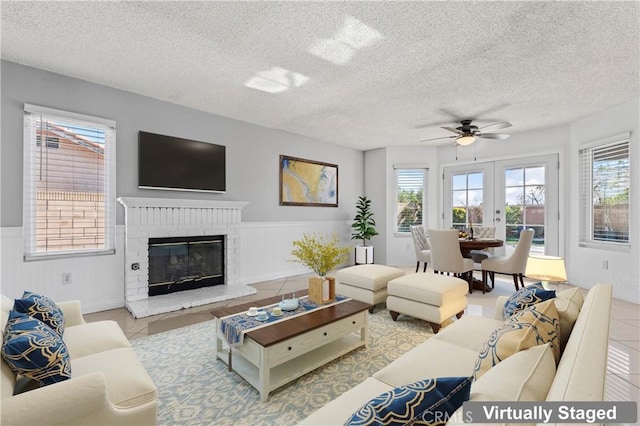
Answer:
(410, 225, 431, 273)
(427, 229, 474, 293)
(481, 229, 535, 291)
(469, 226, 496, 264)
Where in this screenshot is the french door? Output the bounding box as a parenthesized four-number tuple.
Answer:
(443, 154, 559, 257)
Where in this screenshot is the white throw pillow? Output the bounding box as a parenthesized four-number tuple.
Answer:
(447, 344, 556, 426)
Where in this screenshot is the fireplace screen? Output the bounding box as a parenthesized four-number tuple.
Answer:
(148, 235, 224, 296)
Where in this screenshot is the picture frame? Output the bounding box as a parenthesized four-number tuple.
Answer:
(279, 155, 338, 207)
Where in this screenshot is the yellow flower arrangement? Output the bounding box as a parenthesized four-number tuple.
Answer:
(290, 233, 350, 277)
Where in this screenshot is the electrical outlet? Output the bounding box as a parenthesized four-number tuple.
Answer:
(602, 260, 608, 270)
(62, 272, 72, 285)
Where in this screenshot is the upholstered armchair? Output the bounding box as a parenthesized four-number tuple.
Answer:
(410, 226, 431, 273)
(481, 229, 535, 292)
(427, 229, 474, 293)
(469, 226, 496, 264)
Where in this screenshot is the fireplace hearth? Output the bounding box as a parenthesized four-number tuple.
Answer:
(148, 235, 224, 296)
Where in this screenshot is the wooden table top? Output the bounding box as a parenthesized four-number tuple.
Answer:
(211, 290, 371, 347)
(458, 238, 503, 250)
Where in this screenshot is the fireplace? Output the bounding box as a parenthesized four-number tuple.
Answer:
(148, 235, 224, 296)
(117, 197, 256, 318)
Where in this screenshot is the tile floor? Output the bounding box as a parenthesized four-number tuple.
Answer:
(85, 267, 640, 412)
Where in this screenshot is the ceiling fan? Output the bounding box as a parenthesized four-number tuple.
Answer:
(420, 119, 512, 146)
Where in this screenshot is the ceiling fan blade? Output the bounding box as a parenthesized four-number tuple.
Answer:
(440, 126, 461, 134)
(419, 135, 457, 143)
(478, 121, 512, 132)
(476, 133, 510, 140)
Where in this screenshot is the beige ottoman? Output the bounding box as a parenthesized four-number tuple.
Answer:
(386, 273, 468, 333)
(336, 265, 405, 312)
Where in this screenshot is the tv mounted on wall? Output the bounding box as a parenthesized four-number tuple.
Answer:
(138, 131, 226, 193)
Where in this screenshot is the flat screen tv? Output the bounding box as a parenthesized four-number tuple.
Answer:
(138, 131, 226, 193)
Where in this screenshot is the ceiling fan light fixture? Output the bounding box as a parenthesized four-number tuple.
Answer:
(456, 135, 476, 146)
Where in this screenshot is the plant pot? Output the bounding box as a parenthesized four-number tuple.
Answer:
(355, 245, 374, 265)
(308, 276, 335, 304)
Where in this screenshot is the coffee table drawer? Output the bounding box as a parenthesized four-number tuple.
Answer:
(268, 312, 366, 365)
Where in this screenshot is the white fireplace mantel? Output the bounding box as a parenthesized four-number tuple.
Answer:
(117, 197, 249, 210)
(117, 196, 254, 318)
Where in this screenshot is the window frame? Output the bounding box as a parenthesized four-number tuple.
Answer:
(578, 132, 631, 250)
(393, 165, 428, 235)
(23, 104, 117, 261)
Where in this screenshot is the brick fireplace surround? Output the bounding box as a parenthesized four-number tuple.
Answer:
(117, 197, 256, 318)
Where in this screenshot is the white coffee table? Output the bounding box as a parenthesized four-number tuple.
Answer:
(212, 297, 370, 401)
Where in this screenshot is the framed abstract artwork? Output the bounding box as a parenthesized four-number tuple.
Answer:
(279, 155, 338, 207)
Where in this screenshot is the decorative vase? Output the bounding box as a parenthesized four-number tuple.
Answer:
(308, 276, 335, 304)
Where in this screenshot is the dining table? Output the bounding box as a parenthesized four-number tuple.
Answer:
(458, 238, 504, 292)
(458, 238, 504, 258)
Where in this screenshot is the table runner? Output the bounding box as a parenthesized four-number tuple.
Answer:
(218, 295, 349, 346)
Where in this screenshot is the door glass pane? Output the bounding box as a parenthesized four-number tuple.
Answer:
(451, 172, 484, 230)
(504, 166, 546, 254)
(468, 172, 483, 189)
(453, 190, 466, 207)
(525, 185, 545, 205)
(505, 169, 523, 186)
(525, 167, 545, 185)
(452, 174, 466, 190)
(505, 187, 522, 205)
(467, 190, 483, 206)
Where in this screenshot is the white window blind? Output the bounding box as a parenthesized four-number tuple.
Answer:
(23, 104, 116, 260)
(579, 133, 630, 247)
(395, 167, 427, 233)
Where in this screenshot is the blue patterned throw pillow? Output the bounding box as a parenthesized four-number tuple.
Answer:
(14, 291, 65, 336)
(344, 376, 472, 426)
(502, 282, 555, 319)
(475, 299, 560, 380)
(1, 310, 72, 386)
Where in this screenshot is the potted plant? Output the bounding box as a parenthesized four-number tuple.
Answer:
(351, 195, 379, 264)
(290, 233, 350, 303)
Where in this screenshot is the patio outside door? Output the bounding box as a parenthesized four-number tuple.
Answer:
(443, 154, 559, 257)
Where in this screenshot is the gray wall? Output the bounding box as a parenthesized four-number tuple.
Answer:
(1, 60, 364, 226)
(363, 148, 387, 264)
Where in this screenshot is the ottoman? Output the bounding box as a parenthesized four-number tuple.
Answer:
(386, 273, 468, 333)
(336, 265, 405, 312)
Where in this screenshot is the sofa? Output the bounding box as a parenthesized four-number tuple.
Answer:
(1, 294, 158, 425)
(300, 284, 612, 425)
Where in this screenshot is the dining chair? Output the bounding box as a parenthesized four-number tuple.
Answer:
(410, 225, 431, 273)
(481, 229, 535, 292)
(427, 229, 474, 293)
(469, 226, 496, 264)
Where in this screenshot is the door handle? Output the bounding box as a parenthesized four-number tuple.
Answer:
(495, 218, 501, 222)
(495, 209, 501, 214)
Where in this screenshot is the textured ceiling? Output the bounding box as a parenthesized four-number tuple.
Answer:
(2, 1, 639, 150)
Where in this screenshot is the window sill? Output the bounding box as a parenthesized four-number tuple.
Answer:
(393, 232, 412, 238)
(24, 249, 116, 262)
(578, 242, 631, 253)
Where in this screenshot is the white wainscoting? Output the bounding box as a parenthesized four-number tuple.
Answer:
(238, 220, 352, 284)
(0, 226, 126, 313)
(1, 220, 352, 314)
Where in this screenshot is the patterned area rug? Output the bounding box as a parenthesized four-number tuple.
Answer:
(131, 309, 436, 426)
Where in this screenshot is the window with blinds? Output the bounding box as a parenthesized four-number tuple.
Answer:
(395, 167, 427, 233)
(23, 104, 116, 260)
(579, 133, 630, 247)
